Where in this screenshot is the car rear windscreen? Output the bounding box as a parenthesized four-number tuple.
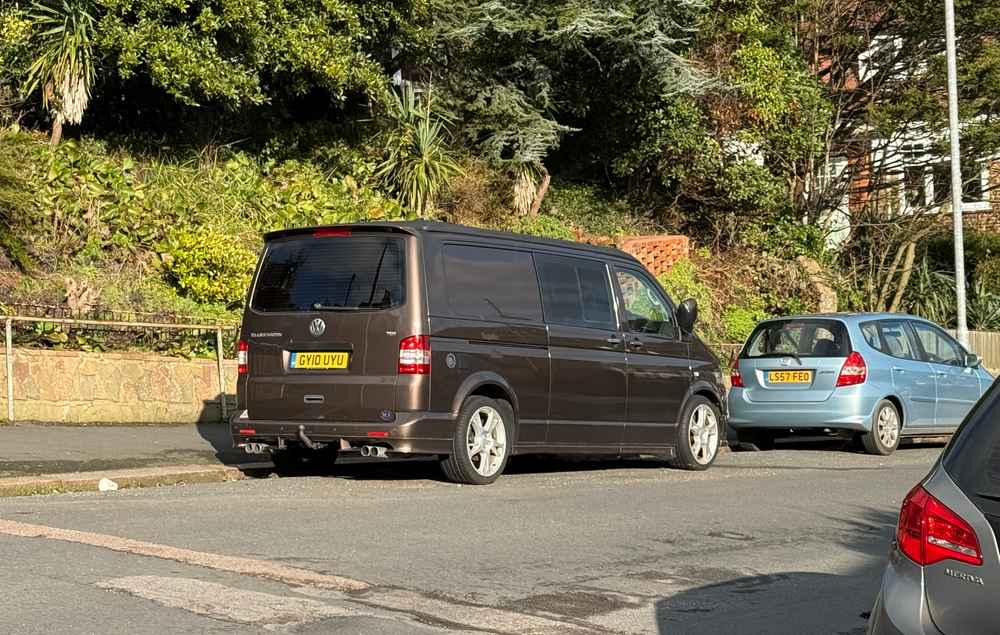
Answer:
(943, 380, 1000, 511)
(251, 234, 405, 312)
(743, 319, 850, 358)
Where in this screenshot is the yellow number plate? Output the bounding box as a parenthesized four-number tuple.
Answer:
(767, 370, 813, 384)
(292, 352, 350, 370)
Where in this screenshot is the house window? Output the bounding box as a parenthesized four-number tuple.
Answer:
(904, 166, 927, 207)
(931, 161, 986, 206)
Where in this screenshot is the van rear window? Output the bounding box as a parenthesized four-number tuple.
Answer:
(743, 319, 850, 358)
(251, 235, 405, 312)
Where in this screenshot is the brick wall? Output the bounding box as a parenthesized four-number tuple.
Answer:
(617, 235, 690, 277)
(0, 348, 237, 425)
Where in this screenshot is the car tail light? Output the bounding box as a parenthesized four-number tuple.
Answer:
(313, 228, 351, 237)
(237, 340, 249, 375)
(836, 351, 867, 387)
(897, 484, 982, 566)
(730, 360, 744, 388)
(398, 335, 431, 374)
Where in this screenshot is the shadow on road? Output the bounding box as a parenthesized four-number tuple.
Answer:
(654, 508, 899, 635)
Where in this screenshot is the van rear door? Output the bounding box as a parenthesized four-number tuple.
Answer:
(240, 229, 413, 422)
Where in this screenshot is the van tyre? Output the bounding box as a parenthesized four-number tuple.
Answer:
(861, 400, 901, 456)
(671, 396, 721, 471)
(440, 397, 513, 485)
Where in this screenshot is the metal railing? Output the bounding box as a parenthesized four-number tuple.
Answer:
(1, 315, 239, 424)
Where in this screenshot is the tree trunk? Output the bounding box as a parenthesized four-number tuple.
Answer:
(49, 116, 63, 147)
(528, 167, 551, 217)
(888, 241, 917, 313)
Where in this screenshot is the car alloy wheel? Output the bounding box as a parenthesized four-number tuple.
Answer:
(876, 404, 900, 449)
(688, 403, 720, 465)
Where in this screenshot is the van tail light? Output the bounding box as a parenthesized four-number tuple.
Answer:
(313, 228, 351, 237)
(730, 360, 744, 388)
(237, 340, 249, 375)
(836, 351, 867, 387)
(398, 335, 431, 375)
(897, 484, 982, 566)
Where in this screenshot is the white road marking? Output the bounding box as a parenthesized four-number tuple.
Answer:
(0, 518, 368, 592)
(97, 576, 357, 628)
(1, 518, 598, 634)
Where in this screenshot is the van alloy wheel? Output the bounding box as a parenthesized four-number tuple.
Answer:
(688, 404, 720, 465)
(466, 406, 507, 477)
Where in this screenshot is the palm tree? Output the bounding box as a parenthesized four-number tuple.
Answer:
(23, 0, 96, 146)
(376, 84, 462, 217)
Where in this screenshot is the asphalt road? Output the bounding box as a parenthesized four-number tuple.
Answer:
(0, 443, 942, 634)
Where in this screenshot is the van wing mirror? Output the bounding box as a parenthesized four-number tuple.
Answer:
(676, 298, 698, 334)
(965, 352, 982, 368)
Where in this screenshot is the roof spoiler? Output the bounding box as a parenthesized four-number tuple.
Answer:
(263, 223, 416, 242)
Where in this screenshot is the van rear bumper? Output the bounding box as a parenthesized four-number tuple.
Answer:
(230, 410, 457, 455)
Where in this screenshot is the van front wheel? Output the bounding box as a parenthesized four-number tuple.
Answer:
(671, 396, 721, 471)
(440, 397, 513, 485)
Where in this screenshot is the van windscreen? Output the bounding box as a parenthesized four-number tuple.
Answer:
(251, 235, 405, 312)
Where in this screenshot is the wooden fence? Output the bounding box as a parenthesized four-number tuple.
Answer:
(955, 330, 1000, 371)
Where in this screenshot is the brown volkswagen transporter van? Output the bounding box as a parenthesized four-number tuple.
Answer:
(232, 221, 726, 484)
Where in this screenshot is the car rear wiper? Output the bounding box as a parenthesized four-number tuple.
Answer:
(756, 352, 803, 365)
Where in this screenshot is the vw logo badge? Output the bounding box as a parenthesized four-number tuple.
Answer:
(309, 318, 326, 337)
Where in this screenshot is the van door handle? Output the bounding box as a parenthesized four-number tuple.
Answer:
(628, 339, 644, 350)
(606, 336, 622, 345)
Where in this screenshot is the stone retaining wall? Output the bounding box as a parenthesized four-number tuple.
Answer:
(0, 348, 237, 424)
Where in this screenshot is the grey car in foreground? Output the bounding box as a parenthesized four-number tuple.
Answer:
(867, 377, 1000, 634)
(729, 313, 992, 455)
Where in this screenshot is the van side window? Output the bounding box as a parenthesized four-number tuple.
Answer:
(535, 255, 615, 329)
(441, 244, 543, 321)
(615, 269, 675, 338)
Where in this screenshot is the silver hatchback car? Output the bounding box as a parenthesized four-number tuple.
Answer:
(728, 313, 993, 454)
(867, 378, 999, 634)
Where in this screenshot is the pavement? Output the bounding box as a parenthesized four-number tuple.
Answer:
(0, 423, 245, 478)
(0, 426, 945, 634)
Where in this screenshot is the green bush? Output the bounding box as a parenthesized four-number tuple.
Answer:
(721, 302, 768, 343)
(658, 259, 719, 340)
(542, 182, 656, 238)
(161, 229, 256, 306)
(977, 255, 1000, 296)
(742, 216, 829, 262)
(505, 214, 576, 241)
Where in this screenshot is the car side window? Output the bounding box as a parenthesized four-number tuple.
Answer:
(614, 269, 675, 338)
(535, 254, 615, 329)
(910, 321, 962, 366)
(876, 320, 917, 360)
(860, 322, 883, 351)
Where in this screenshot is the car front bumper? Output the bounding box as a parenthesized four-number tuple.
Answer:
(230, 410, 457, 455)
(728, 386, 880, 431)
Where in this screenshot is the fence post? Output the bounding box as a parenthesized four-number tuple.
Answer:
(5, 318, 13, 423)
(215, 328, 227, 423)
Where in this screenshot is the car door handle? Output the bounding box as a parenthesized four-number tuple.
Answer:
(936, 371, 947, 377)
(892, 367, 905, 374)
